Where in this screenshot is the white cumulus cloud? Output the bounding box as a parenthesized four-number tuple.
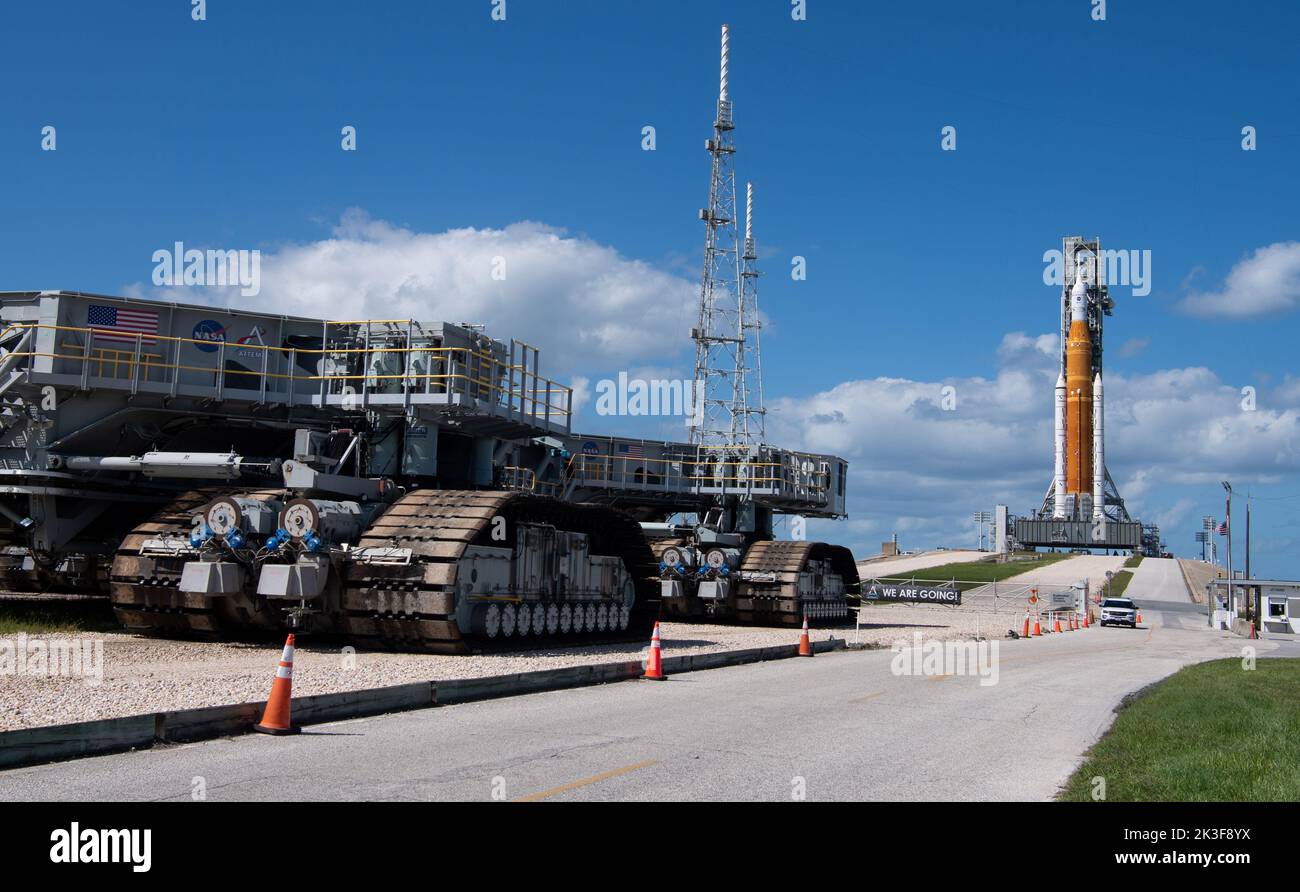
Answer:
(133, 210, 697, 379)
(1178, 241, 1300, 318)
(776, 338, 1300, 556)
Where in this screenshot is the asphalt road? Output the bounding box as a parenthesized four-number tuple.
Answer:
(4, 589, 1296, 802)
(1127, 556, 1192, 604)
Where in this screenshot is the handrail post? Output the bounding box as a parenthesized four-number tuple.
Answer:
(259, 339, 270, 404)
(530, 347, 540, 420)
(169, 336, 181, 398)
(130, 332, 143, 395)
(287, 348, 297, 419)
(216, 339, 226, 400)
(361, 324, 371, 411)
(80, 332, 93, 391)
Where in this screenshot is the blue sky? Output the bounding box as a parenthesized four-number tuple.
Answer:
(2, 1, 1298, 575)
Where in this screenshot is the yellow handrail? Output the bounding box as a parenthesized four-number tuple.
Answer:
(562, 452, 829, 492)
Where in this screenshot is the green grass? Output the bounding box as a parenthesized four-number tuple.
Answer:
(0, 600, 119, 635)
(867, 552, 1071, 591)
(1101, 569, 1134, 600)
(1123, 554, 1144, 569)
(1059, 658, 1300, 801)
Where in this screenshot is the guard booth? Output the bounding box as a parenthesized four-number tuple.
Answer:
(1207, 578, 1300, 634)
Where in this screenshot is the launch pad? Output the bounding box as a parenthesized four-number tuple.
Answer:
(1017, 237, 1162, 556)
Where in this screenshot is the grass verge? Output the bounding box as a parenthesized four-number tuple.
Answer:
(867, 552, 1071, 591)
(0, 600, 119, 636)
(1101, 569, 1134, 600)
(1058, 658, 1300, 801)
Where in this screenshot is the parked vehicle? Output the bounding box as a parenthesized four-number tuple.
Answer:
(1099, 598, 1138, 628)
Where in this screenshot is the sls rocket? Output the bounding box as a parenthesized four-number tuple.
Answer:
(1053, 274, 1106, 520)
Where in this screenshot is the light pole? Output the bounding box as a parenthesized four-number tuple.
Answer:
(1222, 482, 1234, 622)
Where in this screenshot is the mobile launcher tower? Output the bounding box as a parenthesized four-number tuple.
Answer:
(1014, 236, 1158, 555)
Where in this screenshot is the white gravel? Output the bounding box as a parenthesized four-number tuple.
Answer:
(0, 623, 849, 732)
(0, 605, 1027, 732)
(6, 557, 1122, 732)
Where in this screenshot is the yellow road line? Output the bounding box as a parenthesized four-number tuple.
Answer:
(513, 759, 658, 802)
(849, 691, 884, 703)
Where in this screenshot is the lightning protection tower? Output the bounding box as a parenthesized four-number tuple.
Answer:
(691, 23, 766, 450)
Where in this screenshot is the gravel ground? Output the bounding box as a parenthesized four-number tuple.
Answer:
(850, 602, 1023, 644)
(0, 622, 837, 732)
(1179, 559, 1224, 604)
(0, 606, 1020, 732)
(3, 555, 1116, 732)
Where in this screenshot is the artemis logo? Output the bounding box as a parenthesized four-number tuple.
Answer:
(49, 824, 151, 873)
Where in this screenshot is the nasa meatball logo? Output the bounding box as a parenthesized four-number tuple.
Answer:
(192, 319, 227, 353)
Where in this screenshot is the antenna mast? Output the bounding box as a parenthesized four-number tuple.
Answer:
(691, 24, 765, 449)
(738, 181, 766, 443)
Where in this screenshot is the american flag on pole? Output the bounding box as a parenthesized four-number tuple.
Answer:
(618, 442, 645, 458)
(1217, 522, 1228, 535)
(87, 304, 159, 345)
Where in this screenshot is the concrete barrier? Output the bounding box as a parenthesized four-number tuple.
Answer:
(0, 638, 845, 771)
(0, 715, 154, 770)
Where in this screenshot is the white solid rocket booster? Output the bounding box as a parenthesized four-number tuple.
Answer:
(1092, 372, 1104, 521)
(1053, 372, 1066, 518)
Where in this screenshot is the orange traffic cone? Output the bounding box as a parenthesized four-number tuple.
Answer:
(1070, 613, 1077, 631)
(1022, 610, 1031, 639)
(798, 616, 814, 657)
(254, 634, 301, 735)
(1083, 611, 1090, 629)
(642, 621, 667, 680)
(1136, 609, 1143, 625)
(1032, 615, 1042, 637)
(1054, 615, 1062, 634)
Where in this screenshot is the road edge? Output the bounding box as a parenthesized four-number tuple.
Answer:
(0, 637, 845, 771)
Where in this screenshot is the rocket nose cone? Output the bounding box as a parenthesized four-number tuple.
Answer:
(1055, 373, 1066, 389)
(1094, 373, 1102, 385)
(1070, 276, 1089, 321)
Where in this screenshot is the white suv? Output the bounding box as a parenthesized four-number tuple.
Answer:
(1099, 598, 1138, 628)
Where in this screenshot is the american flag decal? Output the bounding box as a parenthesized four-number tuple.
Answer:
(618, 442, 645, 458)
(87, 304, 159, 345)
